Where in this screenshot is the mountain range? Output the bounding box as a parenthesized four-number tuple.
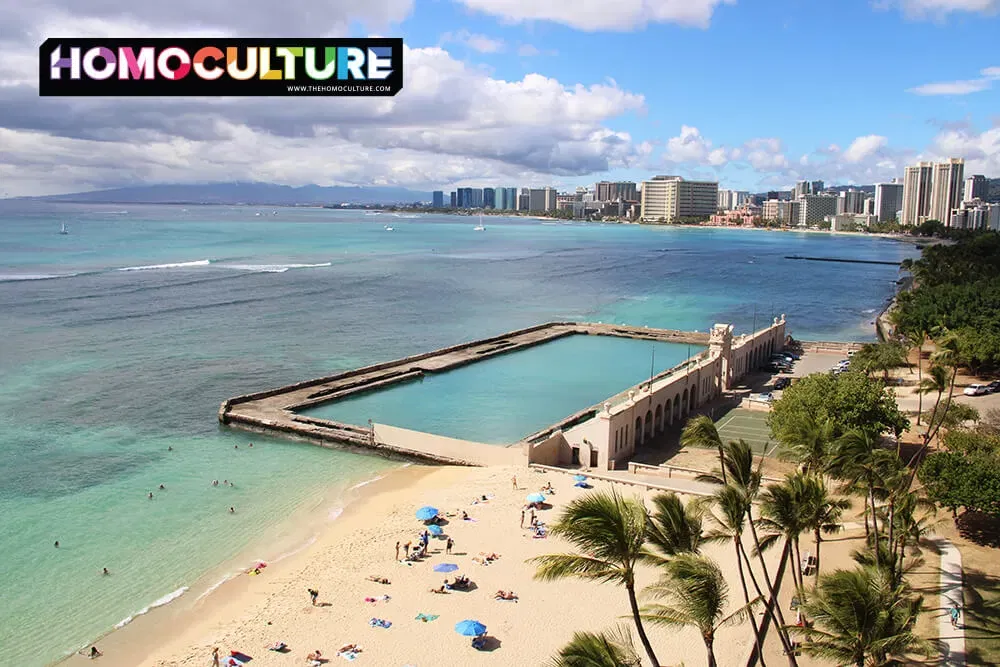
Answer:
(28, 182, 433, 205)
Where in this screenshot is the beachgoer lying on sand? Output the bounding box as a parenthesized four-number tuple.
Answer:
(337, 644, 361, 655)
(472, 634, 487, 650)
(268, 642, 288, 652)
(541, 482, 554, 493)
(305, 649, 323, 665)
(479, 552, 500, 561)
(429, 584, 449, 594)
(451, 575, 470, 589)
(462, 511, 470, 520)
(366, 575, 390, 584)
(495, 590, 518, 601)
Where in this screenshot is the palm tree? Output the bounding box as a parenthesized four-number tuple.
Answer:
(644, 491, 703, 563)
(682, 415, 727, 484)
(790, 566, 928, 667)
(774, 413, 837, 474)
(640, 553, 759, 667)
(547, 625, 641, 667)
(900, 328, 926, 424)
(916, 363, 951, 445)
(531, 490, 660, 667)
(797, 474, 851, 585)
(756, 476, 810, 594)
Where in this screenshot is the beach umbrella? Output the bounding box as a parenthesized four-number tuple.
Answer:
(455, 620, 487, 637)
(427, 524, 444, 536)
(526, 492, 546, 504)
(433, 563, 459, 573)
(575, 481, 590, 488)
(415, 506, 439, 521)
(573, 474, 586, 482)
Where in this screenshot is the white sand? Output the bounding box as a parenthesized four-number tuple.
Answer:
(87, 464, 780, 667)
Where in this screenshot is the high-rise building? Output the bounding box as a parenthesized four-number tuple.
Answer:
(450, 191, 457, 208)
(901, 162, 934, 226)
(595, 181, 637, 202)
(517, 188, 530, 211)
(493, 187, 505, 210)
(762, 199, 800, 226)
(432, 191, 444, 208)
(874, 182, 904, 223)
(504, 187, 517, 211)
(838, 189, 866, 215)
(799, 195, 839, 226)
(964, 174, 988, 202)
(456, 187, 483, 208)
(863, 197, 875, 215)
(929, 158, 965, 225)
(811, 181, 825, 195)
(718, 189, 732, 210)
(794, 181, 810, 199)
(639, 176, 719, 222)
(482, 187, 495, 209)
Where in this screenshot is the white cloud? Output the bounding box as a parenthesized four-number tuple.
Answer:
(888, 0, 1000, 19)
(455, 0, 736, 31)
(440, 29, 506, 53)
(907, 79, 993, 95)
(981, 66, 1000, 78)
(842, 135, 888, 163)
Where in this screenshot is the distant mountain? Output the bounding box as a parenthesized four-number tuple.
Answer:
(29, 182, 433, 205)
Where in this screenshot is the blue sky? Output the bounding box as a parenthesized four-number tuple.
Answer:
(1, 0, 999, 195)
(390, 0, 1000, 190)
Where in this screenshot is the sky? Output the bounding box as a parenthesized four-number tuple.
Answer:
(1, 0, 999, 197)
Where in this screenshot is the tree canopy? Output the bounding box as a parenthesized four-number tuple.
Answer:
(767, 371, 909, 440)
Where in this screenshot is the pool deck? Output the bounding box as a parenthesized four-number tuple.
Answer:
(219, 321, 710, 466)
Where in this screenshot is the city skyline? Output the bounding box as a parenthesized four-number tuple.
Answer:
(1, 2, 1000, 197)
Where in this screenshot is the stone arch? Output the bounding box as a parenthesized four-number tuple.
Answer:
(634, 417, 643, 447)
(682, 387, 689, 416)
(644, 409, 653, 441)
(691, 383, 698, 409)
(654, 404, 663, 433)
(673, 395, 680, 422)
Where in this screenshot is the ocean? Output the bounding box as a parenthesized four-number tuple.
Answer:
(0, 202, 918, 665)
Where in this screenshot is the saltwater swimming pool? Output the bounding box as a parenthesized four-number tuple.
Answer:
(302, 334, 703, 443)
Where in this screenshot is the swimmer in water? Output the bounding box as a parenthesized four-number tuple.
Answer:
(102, 567, 110, 576)
(212, 480, 219, 486)
(234, 444, 239, 449)
(248, 443, 253, 447)
(54, 540, 59, 548)
(229, 506, 235, 513)
(167, 446, 173, 451)
(158, 484, 165, 490)
(148, 492, 153, 499)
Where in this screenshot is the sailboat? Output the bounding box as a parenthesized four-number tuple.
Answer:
(58, 223, 69, 235)
(384, 224, 394, 231)
(473, 213, 485, 231)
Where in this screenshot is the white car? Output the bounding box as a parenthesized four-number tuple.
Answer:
(964, 384, 989, 396)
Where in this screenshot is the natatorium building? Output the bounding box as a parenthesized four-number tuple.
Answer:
(640, 175, 718, 222)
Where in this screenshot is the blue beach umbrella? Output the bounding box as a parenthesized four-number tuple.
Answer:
(526, 492, 546, 504)
(573, 474, 586, 482)
(455, 620, 487, 637)
(433, 563, 459, 573)
(415, 506, 439, 521)
(427, 524, 444, 536)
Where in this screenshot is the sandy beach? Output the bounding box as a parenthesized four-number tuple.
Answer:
(78, 463, 781, 667)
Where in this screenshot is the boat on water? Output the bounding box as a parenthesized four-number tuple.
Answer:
(384, 225, 394, 231)
(58, 223, 69, 235)
(473, 214, 485, 231)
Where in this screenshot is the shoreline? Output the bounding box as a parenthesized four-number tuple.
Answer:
(58, 463, 426, 667)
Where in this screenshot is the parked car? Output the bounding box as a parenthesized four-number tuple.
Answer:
(987, 380, 1000, 394)
(774, 377, 791, 390)
(848, 350, 858, 357)
(964, 384, 989, 396)
(757, 392, 775, 403)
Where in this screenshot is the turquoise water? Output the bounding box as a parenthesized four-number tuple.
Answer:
(307, 335, 701, 443)
(0, 202, 918, 665)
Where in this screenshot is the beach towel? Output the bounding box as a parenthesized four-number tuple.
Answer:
(415, 613, 439, 622)
(340, 651, 359, 661)
(369, 617, 392, 629)
(365, 595, 391, 604)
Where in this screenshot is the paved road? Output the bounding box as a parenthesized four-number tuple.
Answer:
(936, 538, 967, 666)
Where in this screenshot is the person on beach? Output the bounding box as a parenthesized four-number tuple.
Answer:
(446, 537, 454, 554)
(395, 541, 400, 560)
(951, 603, 962, 628)
(520, 510, 524, 528)
(511, 475, 517, 490)
(530, 509, 536, 526)
(211, 647, 220, 666)
(404, 542, 411, 557)
(89, 646, 102, 659)
(308, 588, 319, 605)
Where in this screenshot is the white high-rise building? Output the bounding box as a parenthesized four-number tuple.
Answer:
(640, 176, 718, 222)
(838, 189, 866, 215)
(799, 195, 839, 226)
(929, 158, 965, 225)
(794, 181, 810, 199)
(901, 162, 934, 226)
(874, 181, 904, 223)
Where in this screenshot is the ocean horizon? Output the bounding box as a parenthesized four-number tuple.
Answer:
(0, 201, 918, 665)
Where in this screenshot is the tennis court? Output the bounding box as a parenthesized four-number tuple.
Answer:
(714, 408, 776, 456)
